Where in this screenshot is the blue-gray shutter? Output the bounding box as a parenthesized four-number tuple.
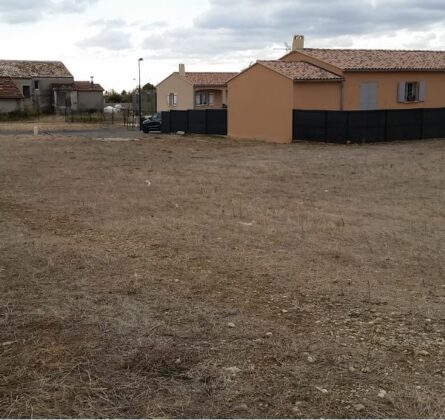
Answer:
(418, 81, 426, 101)
(360, 82, 377, 110)
(397, 82, 406, 102)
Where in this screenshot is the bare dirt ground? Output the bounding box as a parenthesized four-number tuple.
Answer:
(0, 130, 444, 418)
(0, 115, 125, 134)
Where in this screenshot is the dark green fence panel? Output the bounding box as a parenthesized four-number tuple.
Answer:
(293, 108, 445, 143)
(161, 109, 227, 135)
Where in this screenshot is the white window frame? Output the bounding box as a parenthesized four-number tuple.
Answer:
(398, 81, 425, 103)
(195, 91, 216, 107)
(195, 92, 208, 106)
(167, 92, 177, 107)
(405, 82, 418, 102)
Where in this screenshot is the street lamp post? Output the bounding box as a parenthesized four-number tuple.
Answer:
(138, 57, 143, 130)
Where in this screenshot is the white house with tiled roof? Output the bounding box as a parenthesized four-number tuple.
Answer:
(156, 64, 237, 112)
(0, 60, 104, 114)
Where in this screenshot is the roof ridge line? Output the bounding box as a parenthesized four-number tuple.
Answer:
(299, 47, 445, 53)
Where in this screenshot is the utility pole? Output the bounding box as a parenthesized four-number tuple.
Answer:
(138, 58, 143, 130)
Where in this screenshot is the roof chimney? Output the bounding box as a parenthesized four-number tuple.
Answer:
(179, 64, 185, 77)
(90, 75, 94, 86)
(292, 35, 304, 51)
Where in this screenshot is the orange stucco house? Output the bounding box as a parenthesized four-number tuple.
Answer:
(228, 36, 445, 143)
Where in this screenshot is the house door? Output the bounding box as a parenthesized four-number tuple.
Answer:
(360, 82, 377, 110)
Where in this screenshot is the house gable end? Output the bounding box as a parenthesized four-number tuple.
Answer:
(156, 72, 192, 89)
(228, 62, 292, 86)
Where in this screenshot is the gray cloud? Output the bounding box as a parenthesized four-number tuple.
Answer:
(195, 0, 445, 35)
(77, 28, 133, 51)
(142, 0, 445, 58)
(0, 0, 97, 24)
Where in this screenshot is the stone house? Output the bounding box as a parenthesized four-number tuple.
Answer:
(0, 60, 104, 114)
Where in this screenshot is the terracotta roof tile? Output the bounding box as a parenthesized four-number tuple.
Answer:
(73, 81, 104, 92)
(295, 48, 445, 71)
(180, 72, 238, 86)
(0, 77, 23, 99)
(257, 60, 342, 81)
(0, 60, 73, 78)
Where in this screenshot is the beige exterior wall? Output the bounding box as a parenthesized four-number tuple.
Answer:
(293, 82, 342, 110)
(156, 73, 194, 112)
(343, 71, 445, 110)
(228, 64, 293, 143)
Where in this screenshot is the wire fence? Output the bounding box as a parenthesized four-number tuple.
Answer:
(0, 110, 43, 121)
(64, 109, 142, 129)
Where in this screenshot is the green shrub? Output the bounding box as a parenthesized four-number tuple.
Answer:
(0, 109, 43, 121)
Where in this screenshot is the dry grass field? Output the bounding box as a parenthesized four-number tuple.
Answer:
(0, 115, 122, 133)
(0, 130, 444, 418)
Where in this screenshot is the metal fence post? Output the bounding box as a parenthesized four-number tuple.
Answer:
(420, 108, 424, 139)
(324, 111, 328, 142)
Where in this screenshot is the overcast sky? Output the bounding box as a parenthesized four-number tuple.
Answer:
(1, 0, 445, 91)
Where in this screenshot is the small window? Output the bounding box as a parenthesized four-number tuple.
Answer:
(398, 81, 425, 102)
(167, 92, 177, 107)
(34, 80, 39, 90)
(195, 92, 208, 106)
(194, 92, 216, 106)
(405, 82, 418, 102)
(22, 86, 31, 98)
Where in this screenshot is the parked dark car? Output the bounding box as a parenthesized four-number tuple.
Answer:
(142, 113, 162, 133)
